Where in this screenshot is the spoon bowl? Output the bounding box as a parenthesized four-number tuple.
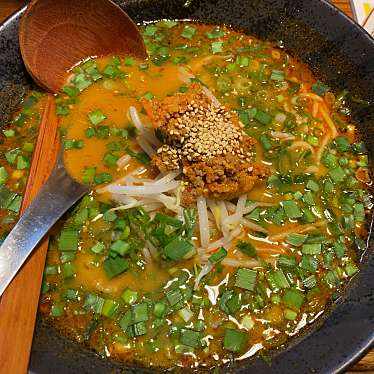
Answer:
(19, 0, 147, 93)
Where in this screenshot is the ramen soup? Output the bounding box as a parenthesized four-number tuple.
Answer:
(1, 21, 372, 370)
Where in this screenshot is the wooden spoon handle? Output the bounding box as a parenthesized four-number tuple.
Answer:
(0, 96, 59, 374)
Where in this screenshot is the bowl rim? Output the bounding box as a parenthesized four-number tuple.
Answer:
(0, 1, 374, 373)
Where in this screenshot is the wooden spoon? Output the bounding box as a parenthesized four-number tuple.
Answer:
(0, 0, 147, 372)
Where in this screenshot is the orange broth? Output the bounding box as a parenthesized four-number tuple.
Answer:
(36, 21, 373, 370)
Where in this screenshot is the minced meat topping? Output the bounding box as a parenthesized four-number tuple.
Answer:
(143, 88, 269, 204)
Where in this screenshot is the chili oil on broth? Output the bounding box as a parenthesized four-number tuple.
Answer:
(0, 92, 47, 240)
(37, 20, 373, 370)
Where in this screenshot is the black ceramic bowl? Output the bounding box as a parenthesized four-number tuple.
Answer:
(1, 0, 374, 373)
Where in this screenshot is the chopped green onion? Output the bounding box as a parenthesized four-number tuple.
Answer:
(155, 213, 183, 227)
(223, 328, 247, 352)
(329, 167, 346, 183)
(63, 86, 80, 97)
(101, 299, 120, 318)
(63, 139, 84, 150)
(5, 148, 20, 164)
(51, 304, 64, 317)
(0, 167, 9, 184)
(103, 210, 117, 222)
(123, 56, 134, 66)
(306, 135, 319, 146)
(334, 136, 350, 152)
(353, 203, 365, 222)
(177, 306, 194, 322)
(23, 142, 34, 152)
(44, 265, 59, 275)
(181, 25, 196, 39)
(303, 275, 317, 289)
(60, 252, 75, 264)
(302, 243, 322, 255)
(236, 240, 257, 257)
(64, 288, 79, 300)
(299, 255, 318, 273)
(110, 240, 130, 257)
(334, 242, 345, 259)
(7, 195, 22, 213)
(322, 153, 338, 169)
(180, 329, 201, 348)
(282, 288, 305, 310)
(306, 179, 319, 192)
(259, 134, 272, 150)
(94, 172, 112, 184)
(125, 147, 151, 165)
(277, 254, 297, 269)
(85, 127, 96, 138)
(132, 303, 148, 323)
(286, 233, 307, 246)
(72, 73, 92, 91)
(144, 24, 157, 36)
(15, 155, 29, 170)
(103, 257, 129, 279)
(270, 70, 285, 81)
(143, 91, 154, 100)
(254, 110, 272, 125)
(88, 109, 107, 125)
(84, 293, 105, 313)
(103, 64, 122, 78)
(178, 86, 189, 93)
(165, 288, 183, 306)
(284, 308, 297, 320)
(103, 153, 118, 167)
(127, 322, 147, 337)
(119, 310, 132, 331)
(302, 191, 315, 206)
(62, 262, 76, 278)
(3, 129, 15, 138)
(0, 185, 17, 209)
(82, 166, 96, 184)
(268, 269, 290, 290)
(58, 230, 79, 252)
(90, 242, 105, 254)
(324, 270, 340, 288)
(153, 302, 167, 317)
(208, 247, 227, 264)
(282, 200, 302, 219)
(211, 41, 223, 54)
(235, 268, 257, 291)
(55, 104, 70, 116)
(121, 288, 138, 304)
(96, 125, 110, 139)
(163, 236, 194, 261)
(205, 29, 225, 39)
(312, 81, 329, 96)
(345, 262, 359, 276)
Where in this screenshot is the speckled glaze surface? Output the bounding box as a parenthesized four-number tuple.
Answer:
(0, 0, 373, 373)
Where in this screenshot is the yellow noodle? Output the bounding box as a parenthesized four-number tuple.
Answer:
(319, 104, 338, 138)
(299, 92, 324, 102)
(269, 220, 327, 242)
(289, 141, 315, 153)
(312, 101, 319, 118)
